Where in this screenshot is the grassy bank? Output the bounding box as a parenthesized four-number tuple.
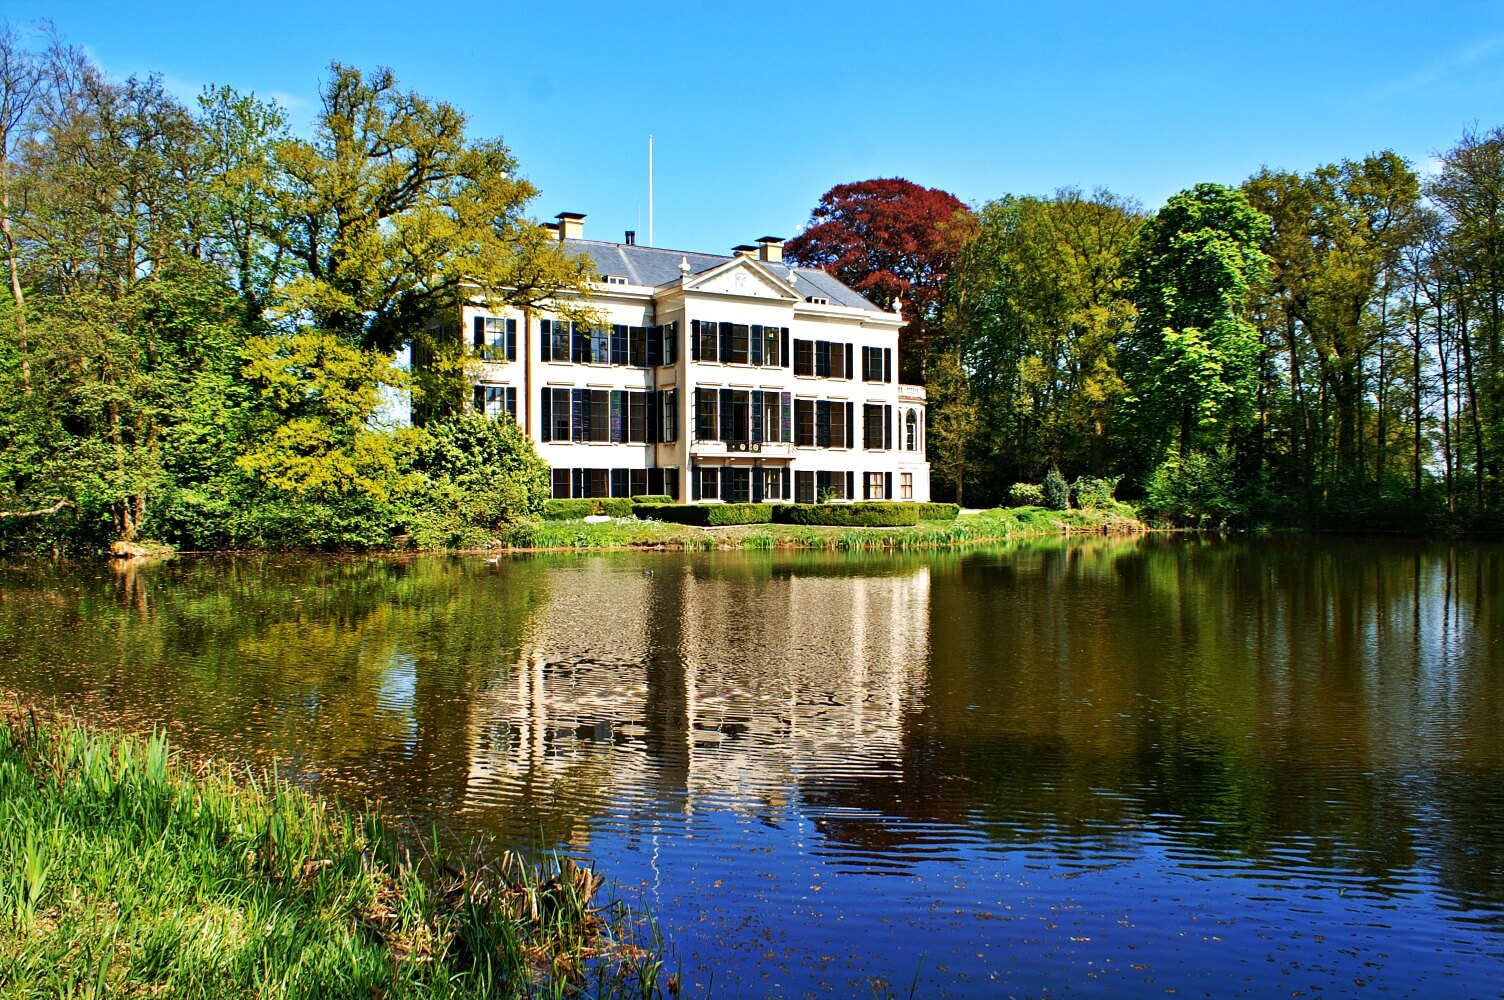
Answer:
(0, 707, 666, 998)
(502, 503, 1143, 552)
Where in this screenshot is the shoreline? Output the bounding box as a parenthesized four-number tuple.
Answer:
(0, 701, 669, 997)
(86, 505, 1150, 561)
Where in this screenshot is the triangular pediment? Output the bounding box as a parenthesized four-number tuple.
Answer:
(682, 257, 801, 301)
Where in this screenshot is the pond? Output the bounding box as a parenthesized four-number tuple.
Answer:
(2, 536, 1502, 996)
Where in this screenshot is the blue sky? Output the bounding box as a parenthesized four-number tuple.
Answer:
(13, 1, 1504, 254)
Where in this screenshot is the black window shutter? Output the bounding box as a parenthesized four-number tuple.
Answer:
(572, 388, 587, 442)
(781, 328, 790, 367)
(691, 320, 700, 361)
(885, 405, 893, 450)
(540, 320, 551, 361)
(473, 385, 484, 411)
(540, 388, 552, 441)
(720, 466, 733, 500)
(845, 345, 853, 380)
(884, 348, 892, 383)
(846, 402, 854, 449)
(846, 471, 854, 501)
(750, 324, 763, 365)
(885, 472, 893, 500)
(863, 474, 871, 500)
(720, 322, 733, 363)
(719, 388, 733, 443)
(473, 316, 484, 350)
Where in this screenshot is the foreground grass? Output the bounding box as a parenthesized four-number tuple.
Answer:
(503, 504, 1143, 552)
(0, 708, 666, 998)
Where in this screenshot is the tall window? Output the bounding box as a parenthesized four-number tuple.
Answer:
(863, 404, 885, 450)
(694, 320, 719, 362)
(901, 472, 913, 499)
(474, 317, 516, 361)
(661, 389, 678, 443)
(723, 467, 751, 502)
(695, 388, 719, 440)
(474, 385, 516, 420)
(761, 468, 785, 501)
(795, 398, 815, 447)
(906, 409, 918, 451)
(541, 320, 572, 362)
(812, 401, 850, 448)
(794, 339, 815, 376)
(795, 470, 815, 504)
(862, 346, 891, 382)
(794, 339, 852, 379)
(865, 472, 886, 500)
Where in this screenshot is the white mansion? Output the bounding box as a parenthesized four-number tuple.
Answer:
(461, 213, 929, 504)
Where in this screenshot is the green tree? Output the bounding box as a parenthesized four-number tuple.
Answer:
(1430, 128, 1504, 509)
(1125, 183, 1271, 466)
(194, 85, 291, 328)
(272, 64, 588, 354)
(944, 190, 1140, 497)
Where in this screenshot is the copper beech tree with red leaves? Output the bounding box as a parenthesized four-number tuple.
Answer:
(785, 177, 971, 382)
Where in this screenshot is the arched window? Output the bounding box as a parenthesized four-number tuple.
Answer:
(905, 409, 918, 451)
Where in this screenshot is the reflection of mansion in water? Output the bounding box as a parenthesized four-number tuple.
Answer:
(462, 561, 931, 815)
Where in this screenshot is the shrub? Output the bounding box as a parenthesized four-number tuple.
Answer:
(1043, 468, 1070, 510)
(917, 502, 961, 521)
(772, 502, 920, 527)
(1070, 475, 1122, 510)
(634, 503, 772, 526)
(1008, 482, 1045, 506)
(541, 497, 634, 521)
(1142, 448, 1243, 527)
(406, 413, 550, 547)
(630, 495, 673, 505)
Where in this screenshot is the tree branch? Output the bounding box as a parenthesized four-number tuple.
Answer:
(0, 499, 77, 519)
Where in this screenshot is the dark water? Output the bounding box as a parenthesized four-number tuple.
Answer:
(2, 537, 1502, 997)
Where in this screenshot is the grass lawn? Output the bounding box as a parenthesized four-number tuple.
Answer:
(502, 504, 1143, 552)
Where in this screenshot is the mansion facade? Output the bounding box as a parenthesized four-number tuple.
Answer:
(460, 213, 929, 504)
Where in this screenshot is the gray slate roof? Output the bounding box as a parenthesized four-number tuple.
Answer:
(563, 239, 885, 313)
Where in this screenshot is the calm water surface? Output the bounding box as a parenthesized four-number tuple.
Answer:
(2, 537, 1502, 996)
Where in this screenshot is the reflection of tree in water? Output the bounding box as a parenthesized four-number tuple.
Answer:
(5, 540, 1504, 916)
(0, 555, 554, 824)
(804, 537, 1504, 918)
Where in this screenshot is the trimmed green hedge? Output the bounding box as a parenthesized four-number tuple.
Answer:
(772, 502, 921, 527)
(635, 503, 773, 526)
(541, 497, 635, 521)
(917, 502, 960, 521)
(630, 495, 673, 505)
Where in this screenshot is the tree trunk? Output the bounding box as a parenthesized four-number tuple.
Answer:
(1456, 293, 1486, 509)
(1436, 293, 1454, 510)
(1411, 283, 1423, 503)
(0, 155, 28, 395)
